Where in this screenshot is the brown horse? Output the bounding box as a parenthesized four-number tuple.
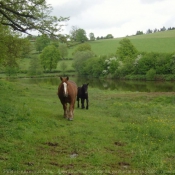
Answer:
(57, 77, 77, 120)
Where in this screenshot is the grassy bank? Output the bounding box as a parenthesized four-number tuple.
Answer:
(1, 79, 175, 174)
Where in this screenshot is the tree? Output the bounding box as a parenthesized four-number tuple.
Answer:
(153, 28, 158, 33)
(70, 26, 88, 42)
(89, 33, 95, 41)
(70, 26, 79, 41)
(72, 51, 94, 74)
(0, 25, 9, 64)
(76, 28, 88, 42)
(59, 43, 68, 59)
(103, 57, 119, 75)
(35, 34, 50, 53)
(28, 55, 43, 76)
(60, 61, 67, 75)
(84, 57, 105, 77)
(135, 53, 156, 74)
(21, 38, 32, 58)
(136, 31, 143, 35)
(160, 26, 166, 31)
(146, 68, 156, 80)
(146, 29, 152, 34)
(40, 45, 61, 71)
(73, 43, 91, 55)
(105, 34, 114, 39)
(0, 25, 31, 68)
(0, 0, 69, 36)
(116, 38, 138, 61)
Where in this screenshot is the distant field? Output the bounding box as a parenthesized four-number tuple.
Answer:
(68, 30, 175, 57)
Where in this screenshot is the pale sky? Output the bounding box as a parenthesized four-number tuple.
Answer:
(46, 0, 175, 38)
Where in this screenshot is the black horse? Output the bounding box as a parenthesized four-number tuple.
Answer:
(77, 83, 89, 109)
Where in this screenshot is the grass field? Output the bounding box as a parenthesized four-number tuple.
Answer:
(1, 79, 175, 174)
(68, 30, 175, 57)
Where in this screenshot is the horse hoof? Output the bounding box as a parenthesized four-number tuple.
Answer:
(68, 118, 73, 121)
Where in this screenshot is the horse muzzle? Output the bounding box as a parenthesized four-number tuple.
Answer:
(64, 94, 68, 97)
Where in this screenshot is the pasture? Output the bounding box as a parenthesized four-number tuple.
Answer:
(1, 79, 175, 174)
(68, 30, 175, 57)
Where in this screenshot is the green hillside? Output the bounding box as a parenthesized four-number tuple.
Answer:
(68, 30, 175, 57)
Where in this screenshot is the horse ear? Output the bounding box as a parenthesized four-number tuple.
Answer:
(60, 77, 63, 81)
(66, 77, 69, 80)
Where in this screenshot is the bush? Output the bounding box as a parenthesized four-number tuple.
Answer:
(5, 66, 19, 77)
(83, 57, 105, 77)
(28, 56, 43, 76)
(146, 68, 156, 80)
(72, 50, 94, 74)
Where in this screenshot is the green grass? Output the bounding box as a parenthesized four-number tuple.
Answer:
(1, 79, 175, 174)
(68, 30, 175, 57)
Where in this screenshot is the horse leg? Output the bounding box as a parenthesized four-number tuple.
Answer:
(81, 98, 85, 109)
(63, 103, 68, 118)
(77, 97, 80, 108)
(86, 98, 89, 110)
(68, 102, 74, 120)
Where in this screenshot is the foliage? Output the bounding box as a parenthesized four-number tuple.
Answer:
(5, 66, 19, 77)
(116, 38, 138, 60)
(0, 0, 69, 36)
(73, 43, 92, 55)
(136, 31, 143, 35)
(134, 53, 157, 74)
(72, 50, 94, 74)
(59, 43, 68, 59)
(20, 38, 32, 58)
(89, 32, 95, 41)
(69, 26, 79, 41)
(171, 55, 175, 74)
(83, 56, 106, 77)
(28, 55, 43, 76)
(0, 25, 9, 64)
(105, 34, 114, 39)
(69, 26, 88, 42)
(75, 28, 88, 42)
(35, 34, 50, 53)
(40, 45, 61, 71)
(155, 53, 172, 74)
(71, 43, 175, 79)
(60, 61, 68, 74)
(0, 25, 32, 70)
(102, 57, 119, 76)
(146, 68, 156, 80)
(134, 52, 173, 75)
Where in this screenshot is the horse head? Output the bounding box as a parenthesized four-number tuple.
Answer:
(60, 77, 69, 97)
(82, 83, 89, 94)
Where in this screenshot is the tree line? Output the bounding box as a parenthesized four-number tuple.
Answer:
(136, 26, 175, 35)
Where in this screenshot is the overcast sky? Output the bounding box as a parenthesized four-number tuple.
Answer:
(47, 0, 175, 38)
